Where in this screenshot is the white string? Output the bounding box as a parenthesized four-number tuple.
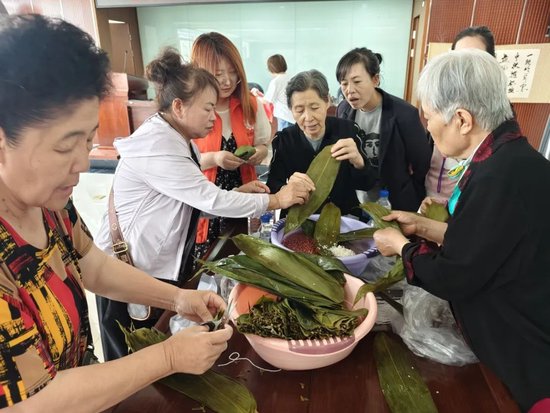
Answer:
(217, 352, 281, 373)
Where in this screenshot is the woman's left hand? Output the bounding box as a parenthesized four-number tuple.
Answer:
(246, 144, 268, 165)
(173, 289, 227, 323)
(373, 227, 409, 257)
(331, 138, 364, 169)
(236, 180, 271, 193)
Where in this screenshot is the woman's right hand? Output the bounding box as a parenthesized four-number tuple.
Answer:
(162, 324, 233, 375)
(214, 151, 244, 170)
(288, 172, 316, 190)
(382, 210, 422, 237)
(276, 176, 316, 209)
(373, 228, 409, 257)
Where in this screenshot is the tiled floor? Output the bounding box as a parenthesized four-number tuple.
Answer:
(73, 172, 114, 363)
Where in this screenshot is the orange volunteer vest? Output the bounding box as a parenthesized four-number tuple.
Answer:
(193, 95, 258, 244)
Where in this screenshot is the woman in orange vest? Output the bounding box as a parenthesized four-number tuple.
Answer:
(191, 32, 271, 256)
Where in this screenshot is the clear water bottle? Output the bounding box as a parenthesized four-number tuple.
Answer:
(377, 189, 392, 210)
(247, 216, 261, 237)
(259, 211, 274, 242)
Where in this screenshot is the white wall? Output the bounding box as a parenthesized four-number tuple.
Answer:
(137, 0, 413, 99)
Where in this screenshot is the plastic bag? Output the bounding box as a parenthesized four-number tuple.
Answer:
(359, 254, 396, 282)
(169, 274, 219, 335)
(394, 285, 478, 366)
(219, 276, 238, 302)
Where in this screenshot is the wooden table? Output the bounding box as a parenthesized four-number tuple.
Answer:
(108, 219, 520, 413)
(108, 330, 519, 413)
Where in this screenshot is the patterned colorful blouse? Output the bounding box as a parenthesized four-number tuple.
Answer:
(0, 201, 92, 407)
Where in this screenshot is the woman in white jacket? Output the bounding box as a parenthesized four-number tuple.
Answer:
(95, 47, 314, 360)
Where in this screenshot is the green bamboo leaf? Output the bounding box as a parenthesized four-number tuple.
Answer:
(296, 252, 348, 285)
(337, 227, 377, 243)
(300, 219, 317, 237)
(300, 218, 376, 243)
(232, 234, 344, 304)
(234, 145, 256, 160)
(378, 291, 404, 315)
(200, 255, 338, 309)
(359, 202, 401, 231)
(374, 333, 438, 413)
(424, 202, 450, 223)
(285, 145, 341, 234)
(236, 297, 366, 340)
(117, 323, 257, 413)
(353, 259, 405, 305)
(313, 202, 341, 249)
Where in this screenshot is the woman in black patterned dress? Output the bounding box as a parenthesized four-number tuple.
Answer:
(191, 32, 272, 258)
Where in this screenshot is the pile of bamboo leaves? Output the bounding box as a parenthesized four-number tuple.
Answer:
(118, 323, 257, 413)
(200, 234, 368, 340)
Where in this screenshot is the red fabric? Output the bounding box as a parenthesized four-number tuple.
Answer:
(529, 399, 550, 413)
(193, 94, 258, 243)
(403, 239, 440, 281)
(263, 102, 274, 122)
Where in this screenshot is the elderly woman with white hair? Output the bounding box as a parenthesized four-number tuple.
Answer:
(373, 49, 550, 412)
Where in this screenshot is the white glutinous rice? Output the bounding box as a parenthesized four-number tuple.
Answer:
(328, 244, 355, 257)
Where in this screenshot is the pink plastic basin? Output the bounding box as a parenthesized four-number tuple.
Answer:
(229, 274, 377, 371)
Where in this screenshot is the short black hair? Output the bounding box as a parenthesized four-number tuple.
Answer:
(146, 47, 219, 112)
(451, 26, 496, 57)
(336, 47, 383, 83)
(0, 14, 111, 144)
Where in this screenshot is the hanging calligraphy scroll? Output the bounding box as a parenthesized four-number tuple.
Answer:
(496, 49, 540, 99)
(427, 43, 550, 104)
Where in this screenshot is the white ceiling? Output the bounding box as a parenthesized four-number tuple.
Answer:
(96, 0, 300, 7)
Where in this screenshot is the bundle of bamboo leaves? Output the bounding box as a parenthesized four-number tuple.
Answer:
(200, 234, 367, 340)
(118, 322, 257, 413)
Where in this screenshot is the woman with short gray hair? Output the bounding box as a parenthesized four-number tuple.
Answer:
(417, 50, 512, 132)
(285, 69, 330, 107)
(373, 49, 550, 412)
(267, 69, 377, 216)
